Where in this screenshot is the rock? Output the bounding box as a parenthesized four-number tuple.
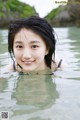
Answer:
(45, 0, 80, 27)
(52, 7, 72, 26)
(46, 5, 73, 27)
(68, 0, 80, 26)
(0, 0, 37, 28)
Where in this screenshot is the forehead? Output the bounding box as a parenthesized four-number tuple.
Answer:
(14, 28, 45, 43)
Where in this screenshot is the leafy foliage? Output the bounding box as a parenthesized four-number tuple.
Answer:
(45, 7, 62, 20)
(0, 0, 36, 18)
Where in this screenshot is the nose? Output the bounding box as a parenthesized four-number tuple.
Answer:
(23, 48, 32, 59)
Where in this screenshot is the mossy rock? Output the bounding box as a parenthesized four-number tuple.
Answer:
(0, 0, 37, 28)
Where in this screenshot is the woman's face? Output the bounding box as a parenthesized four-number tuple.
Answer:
(13, 28, 49, 72)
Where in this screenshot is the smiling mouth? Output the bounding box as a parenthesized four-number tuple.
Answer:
(23, 60, 35, 64)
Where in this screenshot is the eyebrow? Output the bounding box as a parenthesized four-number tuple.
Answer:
(14, 40, 40, 44)
(14, 41, 22, 44)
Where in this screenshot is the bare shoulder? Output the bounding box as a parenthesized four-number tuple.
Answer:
(56, 59, 68, 68)
(52, 55, 68, 71)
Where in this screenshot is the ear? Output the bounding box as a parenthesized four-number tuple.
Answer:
(45, 47, 49, 55)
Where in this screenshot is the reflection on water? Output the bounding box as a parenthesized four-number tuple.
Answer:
(0, 73, 59, 120)
(0, 78, 7, 92)
(0, 30, 8, 53)
(68, 27, 80, 69)
(0, 27, 80, 120)
(13, 75, 58, 107)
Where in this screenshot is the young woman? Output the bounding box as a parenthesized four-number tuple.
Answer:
(4, 16, 64, 74)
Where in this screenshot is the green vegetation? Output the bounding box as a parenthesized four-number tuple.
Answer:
(45, 5, 67, 20)
(0, 0, 37, 28)
(45, 7, 61, 20)
(0, 0, 36, 18)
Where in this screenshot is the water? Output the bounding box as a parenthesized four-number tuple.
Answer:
(0, 27, 80, 120)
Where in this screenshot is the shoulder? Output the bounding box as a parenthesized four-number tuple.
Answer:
(56, 59, 68, 68)
(51, 56, 68, 71)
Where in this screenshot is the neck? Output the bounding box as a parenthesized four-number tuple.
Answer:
(19, 67, 52, 75)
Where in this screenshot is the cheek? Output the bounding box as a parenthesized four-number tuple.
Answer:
(35, 49, 46, 59)
(40, 48, 47, 56)
(14, 50, 22, 59)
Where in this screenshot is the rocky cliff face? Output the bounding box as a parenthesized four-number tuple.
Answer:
(46, 0, 80, 27)
(68, 0, 80, 26)
(45, 5, 73, 27)
(0, 0, 37, 28)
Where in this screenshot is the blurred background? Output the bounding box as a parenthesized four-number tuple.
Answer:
(0, 0, 80, 28)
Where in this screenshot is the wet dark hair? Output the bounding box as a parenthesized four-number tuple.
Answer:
(8, 16, 56, 68)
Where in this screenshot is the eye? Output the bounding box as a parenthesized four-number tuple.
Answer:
(16, 45, 23, 48)
(31, 45, 39, 49)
